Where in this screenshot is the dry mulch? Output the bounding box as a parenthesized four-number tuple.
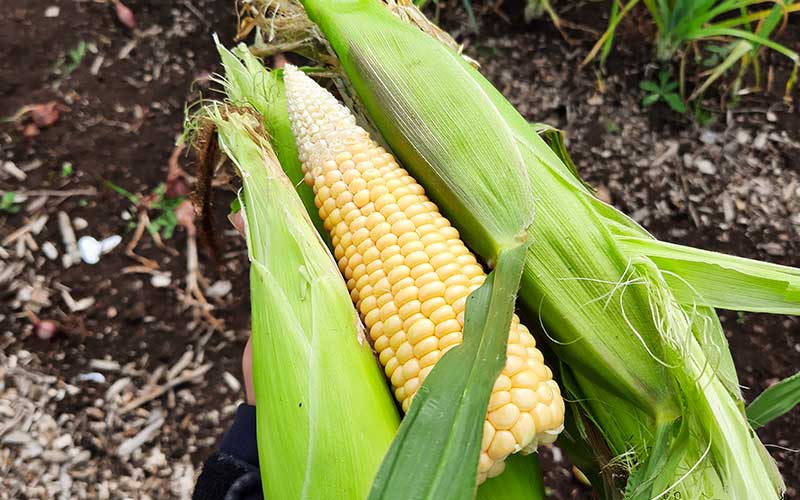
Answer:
(1, 1, 798, 499)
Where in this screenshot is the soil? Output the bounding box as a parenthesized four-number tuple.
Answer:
(1, 0, 797, 498)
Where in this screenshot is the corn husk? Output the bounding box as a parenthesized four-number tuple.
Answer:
(260, 0, 796, 497)
(204, 106, 399, 499)
(214, 41, 550, 500)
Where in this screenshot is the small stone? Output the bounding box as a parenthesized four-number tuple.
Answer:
(77, 372, 106, 383)
(42, 241, 58, 260)
(144, 447, 167, 471)
(90, 359, 120, 371)
(205, 280, 232, 299)
(42, 450, 70, 463)
(700, 130, 717, 145)
(45, 6, 60, 17)
(587, 93, 603, 106)
(78, 236, 102, 264)
(759, 243, 785, 257)
(150, 273, 171, 288)
(222, 372, 241, 393)
(20, 443, 43, 460)
(2, 431, 32, 445)
(766, 111, 778, 122)
(73, 217, 88, 230)
(753, 133, 768, 150)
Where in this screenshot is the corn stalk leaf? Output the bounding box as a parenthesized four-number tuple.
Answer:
(747, 372, 800, 429)
(368, 243, 528, 500)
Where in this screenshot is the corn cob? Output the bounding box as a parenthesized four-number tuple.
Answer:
(283, 65, 564, 482)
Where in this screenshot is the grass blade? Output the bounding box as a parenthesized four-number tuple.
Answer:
(748, 372, 800, 429)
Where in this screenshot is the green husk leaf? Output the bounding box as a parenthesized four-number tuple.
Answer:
(616, 236, 800, 315)
(475, 454, 546, 500)
(369, 243, 528, 500)
(214, 36, 331, 249)
(208, 106, 398, 499)
(301, 0, 534, 259)
(747, 372, 800, 429)
(531, 122, 594, 193)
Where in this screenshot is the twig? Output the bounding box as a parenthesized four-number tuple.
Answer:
(125, 212, 159, 268)
(166, 350, 195, 381)
(116, 413, 165, 457)
(117, 364, 211, 415)
(10, 188, 96, 198)
(677, 155, 702, 228)
(58, 211, 80, 267)
(121, 265, 159, 275)
(2, 215, 48, 246)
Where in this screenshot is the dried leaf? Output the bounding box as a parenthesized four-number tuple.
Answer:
(30, 102, 60, 128)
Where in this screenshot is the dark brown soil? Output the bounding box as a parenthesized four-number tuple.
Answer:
(1, 0, 797, 498)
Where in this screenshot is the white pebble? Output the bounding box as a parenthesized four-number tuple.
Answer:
(77, 372, 106, 384)
(51, 434, 72, 450)
(78, 236, 102, 264)
(205, 280, 232, 299)
(150, 273, 171, 288)
(72, 217, 88, 230)
(222, 372, 241, 393)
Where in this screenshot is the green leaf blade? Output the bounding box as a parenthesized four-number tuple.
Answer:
(748, 372, 800, 429)
(369, 243, 529, 500)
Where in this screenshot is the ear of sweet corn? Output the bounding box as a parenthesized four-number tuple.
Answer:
(214, 45, 554, 499)
(287, 0, 787, 497)
(205, 106, 399, 499)
(282, 64, 564, 485)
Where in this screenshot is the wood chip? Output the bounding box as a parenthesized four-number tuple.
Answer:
(118, 364, 211, 415)
(2, 161, 26, 181)
(58, 212, 79, 268)
(2, 215, 48, 246)
(222, 372, 241, 393)
(89, 359, 121, 372)
(116, 414, 165, 457)
(61, 290, 95, 313)
(166, 351, 194, 381)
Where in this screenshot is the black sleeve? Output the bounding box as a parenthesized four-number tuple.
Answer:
(193, 404, 263, 500)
